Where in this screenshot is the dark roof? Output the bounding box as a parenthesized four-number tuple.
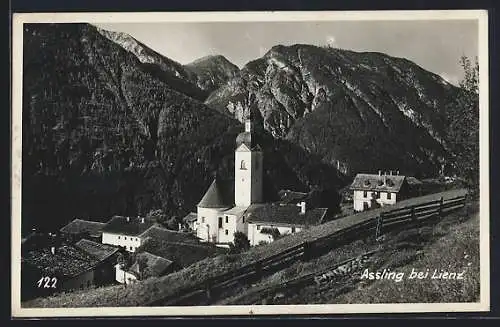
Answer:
(245, 203, 327, 227)
(406, 176, 423, 185)
(350, 173, 406, 192)
(182, 212, 198, 223)
(278, 189, 308, 205)
(197, 178, 234, 208)
(101, 216, 155, 236)
(75, 239, 119, 261)
(22, 245, 98, 278)
(139, 226, 200, 244)
(59, 219, 106, 237)
(139, 237, 224, 268)
(128, 251, 174, 278)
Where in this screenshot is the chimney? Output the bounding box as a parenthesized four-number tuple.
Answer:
(397, 170, 400, 176)
(389, 170, 393, 176)
(378, 170, 381, 176)
(178, 223, 182, 231)
(141, 217, 145, 224)
(50, 246, 56, 255)
(298, 201, 306, 214)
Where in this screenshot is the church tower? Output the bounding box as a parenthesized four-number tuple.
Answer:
(234, 114, 263, 207)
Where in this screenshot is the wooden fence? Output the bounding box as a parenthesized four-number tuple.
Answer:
(147, 190, 467, 306)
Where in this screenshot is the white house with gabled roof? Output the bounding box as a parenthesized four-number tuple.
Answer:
(350, 171, 409, 212)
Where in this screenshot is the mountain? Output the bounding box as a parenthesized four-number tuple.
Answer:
(95, 26, 207, 101)
(96, 26, 239, 95)
(185, 55, 240, 93)
(206, 44, 476, 178)
(22, 23, 344, 234)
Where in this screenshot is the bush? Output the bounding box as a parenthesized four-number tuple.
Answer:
(229, 231, 250, 254)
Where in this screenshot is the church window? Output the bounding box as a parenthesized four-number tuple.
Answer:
(225, 229, 228, 235)
(218, 217, 223, 229)
(240, 160, 247, 170)
(363, 191, 367, 198)
(225, 216, 229, 223)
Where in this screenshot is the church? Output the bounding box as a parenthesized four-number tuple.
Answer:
(191, 115, 328, 247)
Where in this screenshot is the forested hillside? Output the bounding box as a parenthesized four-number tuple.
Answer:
(22, 23, 344, 234)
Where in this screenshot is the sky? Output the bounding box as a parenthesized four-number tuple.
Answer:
(96, 20, 478, 86)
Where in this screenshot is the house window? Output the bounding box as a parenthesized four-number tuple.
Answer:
(218, 217, 223, 229)
(124, 236, 127, 240)
(240, 160, 247, 170)
(376, 192, 381, 199)
(225, 216, 229, 223)
(225, 229, 228, 235)
(291, 226, 296, 233)
(387, 192, 392, 200)
(257, 225, 261, 230)
(363, 191, 368, 198)
(201, 217, 205, 223)
(118, 236, 121, 239)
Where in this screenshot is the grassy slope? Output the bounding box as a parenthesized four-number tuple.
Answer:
(23, 190, 470, 308)
(219, 201, 479, 305)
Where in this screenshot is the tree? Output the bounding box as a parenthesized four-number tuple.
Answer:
(117, 251, 131, 269)
(165, 215, 182, 231)
(459, 55, 479, 94)
(447, 55, 479, 188)
(230, 231, 250, 253)
(136, 255, 149, 280)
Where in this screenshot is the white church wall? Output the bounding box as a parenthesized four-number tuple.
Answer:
(247, 223, 301, 246)
(218, 214, 238, 244)
(196, 207, 229, 243)
(235, 148, 253, 207)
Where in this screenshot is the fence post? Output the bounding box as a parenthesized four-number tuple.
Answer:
(439, 197, 444, 217)
(302, 241, 310, 261)
(205, 281, 212, 301)
(254, 261, 262, 279)
(375, 213, 383, 240)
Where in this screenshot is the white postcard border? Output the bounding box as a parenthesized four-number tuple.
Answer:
(11, 9, 490, 317)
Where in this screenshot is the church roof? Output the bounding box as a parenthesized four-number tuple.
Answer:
(197, 178, 234, 209)
(236, 131, 261, 150)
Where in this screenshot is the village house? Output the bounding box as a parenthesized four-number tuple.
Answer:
(244, 201, 328, 246)
(59, 218, 107, 242)
(101, 216, 155, 252)
(74, 239, 120, 286)
(115, 251, 176, 285)
(182, 212, 198, 231)
(350, 171, 409, 212)
(21, 240, 120, 300)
